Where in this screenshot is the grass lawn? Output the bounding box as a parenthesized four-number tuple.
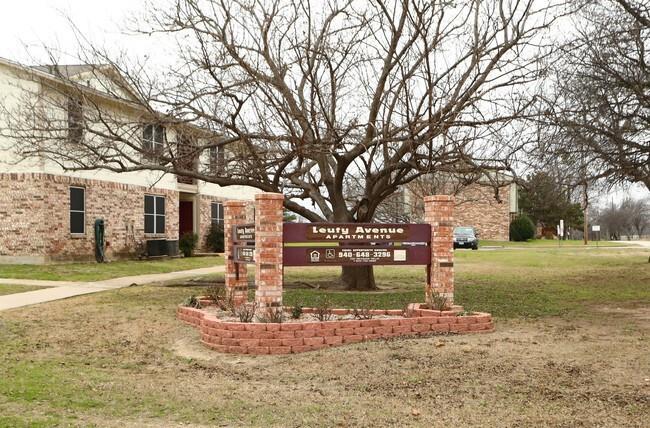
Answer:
(0, 284, 48, 296)
(0, 247, 648, 426)
(0, 256, 224, 282)
(480, 239, 628, 247)
(201, 248, 650, 318)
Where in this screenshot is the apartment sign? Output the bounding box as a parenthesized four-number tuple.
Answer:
(234, 246, 255, 264)
(232, 224, 255, 265)
(233, 224, 255, 242)
(283, 223, 431, 267)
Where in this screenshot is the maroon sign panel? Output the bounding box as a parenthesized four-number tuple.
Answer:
(283, 223, 431, 267)
(232, 223, 255, 264)
(233, 224, 255, 243)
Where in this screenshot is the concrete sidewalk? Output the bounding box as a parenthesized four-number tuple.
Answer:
(0, 265, 225, 312)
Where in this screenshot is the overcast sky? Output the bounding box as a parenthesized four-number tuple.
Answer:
(0, 0, 159, 65)
(1, 0, 647, 206)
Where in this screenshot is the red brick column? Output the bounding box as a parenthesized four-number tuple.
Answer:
(424, 195, 455, 305)
(224, 200, 250, 305)
(254, 192, 284, 309)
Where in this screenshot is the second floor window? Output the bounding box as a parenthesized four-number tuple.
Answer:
(177, 136, 197, 184)
(143, 124, 165, 153)
(67, 96, 84, 144)
(209, 145, 225, 174)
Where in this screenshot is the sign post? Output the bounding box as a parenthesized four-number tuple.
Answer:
(592, 225, 601, 247)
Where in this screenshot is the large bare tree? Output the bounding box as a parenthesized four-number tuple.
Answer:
(536, 0, 650, 191)
(2, 0, 567, 289)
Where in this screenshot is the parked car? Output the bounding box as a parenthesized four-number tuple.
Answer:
(453, 226, 479, 250)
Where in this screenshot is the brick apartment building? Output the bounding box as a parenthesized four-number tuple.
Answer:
(0, 57, 258, 263)
(0, 57, 515, 264)
(403, 177, 518, 241)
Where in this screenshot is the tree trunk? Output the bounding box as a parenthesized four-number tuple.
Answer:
(341, 265, 377, 291)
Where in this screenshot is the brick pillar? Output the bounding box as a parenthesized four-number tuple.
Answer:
(224, 200, 250, 305)
(254, 192, 284, 309)
(424, 195, 455, 305)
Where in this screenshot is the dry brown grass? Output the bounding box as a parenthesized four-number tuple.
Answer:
(0, 282, 648, 427)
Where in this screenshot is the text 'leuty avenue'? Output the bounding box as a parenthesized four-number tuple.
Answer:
(310, 225, 405, 240)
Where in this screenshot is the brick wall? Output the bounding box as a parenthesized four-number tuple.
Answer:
(0, 173, 179, 262)
(453, 184, 510, 241)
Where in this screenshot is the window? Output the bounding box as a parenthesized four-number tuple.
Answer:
(211, 202, 224, 225)
(69, 186, 85, 234)
(209, 145, 225, 174)
(144, 195, 165, 234)
(67, 97, 84, 144)
(177, 135, 198, 184)
(143, 124, 166, 153)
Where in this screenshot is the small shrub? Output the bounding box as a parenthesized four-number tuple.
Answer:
(205, 284, 235, 312)
(290, 304, 303, 319)
(183, 295, 201, 309)
(204, 284, 225, 302)
(233, 302, 257, 323)
(179, 232, 199, 257)
(313, 296, 333, 321)
(509, 214, 535, 242)
(257, 307, 284, 323)
(206, 223, 225, 252)
(425, 290, 449, 311)
(352, 300, 374, 320)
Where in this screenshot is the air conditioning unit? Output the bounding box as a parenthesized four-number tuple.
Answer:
(146, 239, 168, 257)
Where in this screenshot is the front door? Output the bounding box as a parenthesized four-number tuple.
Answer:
(179, 200, 194, 237)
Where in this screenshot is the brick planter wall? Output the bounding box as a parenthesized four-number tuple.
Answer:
(177, 304, 494, 355)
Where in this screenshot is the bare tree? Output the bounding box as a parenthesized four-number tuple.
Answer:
(623, 196, 650, 238)
(1, 0, 568, 289)
(537, 0, 650, 191)
(597, 196, 649, 240)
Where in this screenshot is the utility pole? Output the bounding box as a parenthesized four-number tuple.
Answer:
(583, 182, 589, 245)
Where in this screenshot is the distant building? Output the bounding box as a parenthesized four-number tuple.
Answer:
(401, 174, 517, 241)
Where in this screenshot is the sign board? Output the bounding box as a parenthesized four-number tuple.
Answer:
(233, 245, 255, 264)
(283, 245, 430, 266)
(592, 225, 601, 232)
(284, 223, 430, 243)
(233, 224, 255, 242)
(283, 223, 431, 267)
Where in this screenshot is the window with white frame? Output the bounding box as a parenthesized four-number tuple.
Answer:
(144, 195, 165, 234)
(142, 124, 166, 153)
(69, 186, 85, 234)
(209, 145, 225, 174)
(211, 202, 224, 225)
